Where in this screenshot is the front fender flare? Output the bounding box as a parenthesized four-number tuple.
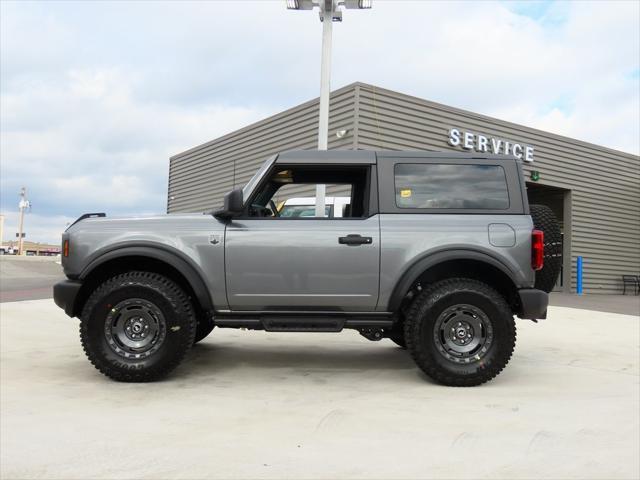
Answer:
(79, 245, 214, 312)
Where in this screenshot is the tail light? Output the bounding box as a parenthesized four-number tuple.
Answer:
(532, 230, 544, 271)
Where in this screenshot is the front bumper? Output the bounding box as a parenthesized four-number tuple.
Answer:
(517, 288, 548, 320)
(53, 280, 82, 317)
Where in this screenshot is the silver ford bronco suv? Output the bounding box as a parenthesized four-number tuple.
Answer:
(53, 150, 561, 386)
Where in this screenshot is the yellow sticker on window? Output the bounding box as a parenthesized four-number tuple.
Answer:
(400, 189, 412, 198)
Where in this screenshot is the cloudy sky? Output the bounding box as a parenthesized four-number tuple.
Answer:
(1, 0, 638, 244)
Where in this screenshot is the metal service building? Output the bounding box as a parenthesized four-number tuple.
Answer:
(168, 82, 640, 295)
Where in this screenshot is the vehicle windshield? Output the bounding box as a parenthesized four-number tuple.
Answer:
(242, 155, 277, 203)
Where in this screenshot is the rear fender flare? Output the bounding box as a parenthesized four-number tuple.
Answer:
(387, 249, 517, 312)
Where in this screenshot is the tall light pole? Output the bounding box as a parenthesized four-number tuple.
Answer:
(17, 187, 30, 255)
(287, 0, 372, 217)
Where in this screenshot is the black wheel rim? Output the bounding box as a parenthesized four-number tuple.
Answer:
(433, 304, 493, 364)
(104, 298, 166, 359)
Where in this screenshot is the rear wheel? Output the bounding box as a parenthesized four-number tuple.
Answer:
(530, 204, 562, 293)
(80, 271, 196, 382)
(404, 278, 516, 386)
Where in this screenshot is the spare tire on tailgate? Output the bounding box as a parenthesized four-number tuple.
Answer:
(530, 204, 562, 293)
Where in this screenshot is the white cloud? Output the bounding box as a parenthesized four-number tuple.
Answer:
(327, 1, 639, 153)
(1, 66, 270, 228)
(0, 211, 73, 246)
(1, 0, 638, 243)
(50, 175, 162, 208)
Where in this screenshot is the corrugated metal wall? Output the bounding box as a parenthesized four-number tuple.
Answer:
(168, 85, 358, 214)
(354, 83, 640, 295)
(168, 82, 640, 295)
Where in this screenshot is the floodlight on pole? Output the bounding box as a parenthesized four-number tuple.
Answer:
(286, 0, 372, 217)
(287, 0, 372, 10)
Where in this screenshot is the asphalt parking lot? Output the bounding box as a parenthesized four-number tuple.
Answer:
(1, 297, 639, 479)
(0, 256, 64, 302)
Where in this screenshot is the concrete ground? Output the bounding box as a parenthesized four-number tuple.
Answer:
(550, 292, 639, 316)
(1, 299, 638, 480)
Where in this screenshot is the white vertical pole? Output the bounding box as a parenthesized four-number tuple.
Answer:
(17, 187, 26, 255)
(318, 8, 332, 150)
(315, 3, 333, 218)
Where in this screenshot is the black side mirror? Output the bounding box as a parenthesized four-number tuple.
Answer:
(213, 188, 243, 220)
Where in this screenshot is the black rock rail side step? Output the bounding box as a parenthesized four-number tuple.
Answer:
(214, 312, 394, 332)
(263, 317, 344, 332)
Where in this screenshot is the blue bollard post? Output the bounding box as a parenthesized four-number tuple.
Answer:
(577, 256, 583, 295)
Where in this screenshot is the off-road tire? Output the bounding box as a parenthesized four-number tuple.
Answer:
(404, 278, 516, 386)
(194, 316, 215, 345)
(80, 271, 196, 382)
(530, 204, 562, 293)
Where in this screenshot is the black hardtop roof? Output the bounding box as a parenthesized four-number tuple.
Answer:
(276, 149, 519, 165)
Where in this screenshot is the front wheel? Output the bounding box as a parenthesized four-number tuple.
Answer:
(80, 271, 197, 382)
(404, 278, 516, 386)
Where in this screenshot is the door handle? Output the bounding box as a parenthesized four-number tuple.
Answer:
(338, 234, 373, 245)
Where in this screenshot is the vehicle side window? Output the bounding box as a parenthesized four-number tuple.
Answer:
(394, 164, 510, 209)
(275, 183, 349, 218)
(279, 203, 332, 218)
(246, 166, 369, 219)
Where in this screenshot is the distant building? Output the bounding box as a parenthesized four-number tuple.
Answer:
(0, 240, 60, 256)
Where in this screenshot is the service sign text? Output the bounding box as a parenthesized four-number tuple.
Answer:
(448, 128, 534, 162)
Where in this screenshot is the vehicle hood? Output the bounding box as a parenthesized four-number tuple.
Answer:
(62, 213, 226, 278)
(65, 213, 223, 234)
